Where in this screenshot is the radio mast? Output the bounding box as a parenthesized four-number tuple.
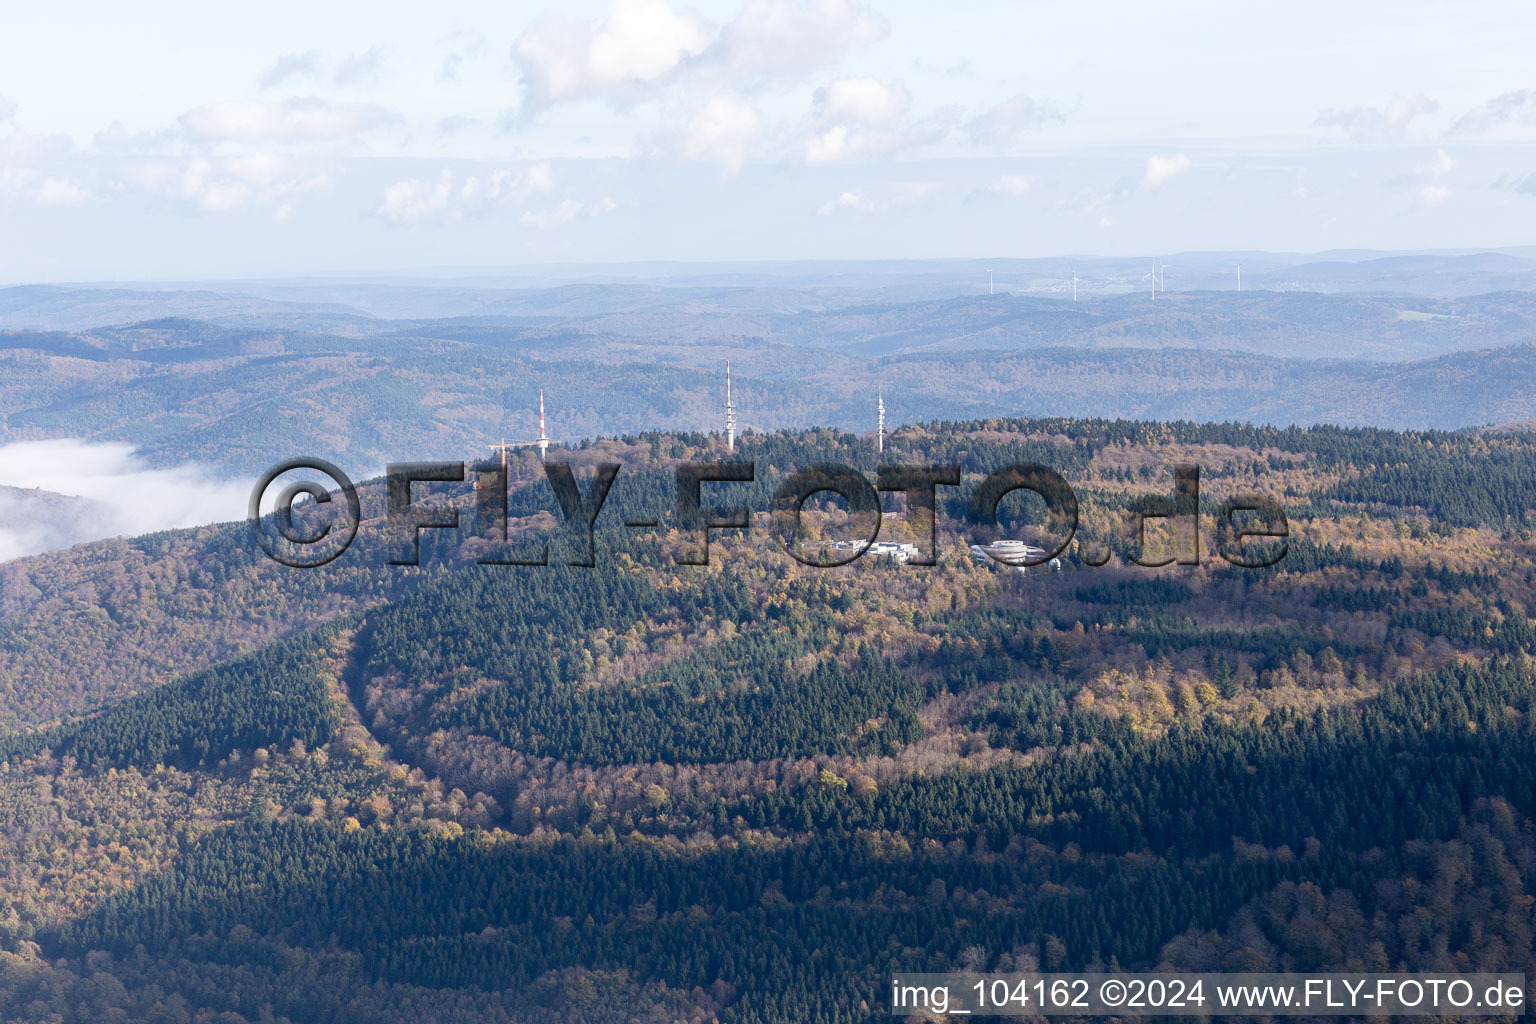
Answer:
(877, 387, 885, 454)
(725, 361, 737, 452)
(489, 389, 555, 467)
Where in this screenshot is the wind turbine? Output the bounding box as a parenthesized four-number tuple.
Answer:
(1143, 260, 1157, 298)
(1159, 261, 1167, 293)
(1236, 264, 1242, 292)
(988, 269, 994, 295)
(1072, 269, 1078, 302)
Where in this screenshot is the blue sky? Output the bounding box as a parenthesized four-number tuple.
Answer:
(1, 0, 1533, 279)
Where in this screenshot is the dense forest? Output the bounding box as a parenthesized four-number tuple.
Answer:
(0, 416, 1532, 1022)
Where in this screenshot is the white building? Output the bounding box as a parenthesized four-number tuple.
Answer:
(866, 541, 920, 563)
(969, 539, 1063, 574)
(825, 540, 921, 563)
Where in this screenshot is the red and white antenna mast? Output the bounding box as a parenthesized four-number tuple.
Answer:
(493, 389, 555, 465)
(537, 388, 549, 462)
(877, 386, 885, 454)
(725, 361, 737, 452)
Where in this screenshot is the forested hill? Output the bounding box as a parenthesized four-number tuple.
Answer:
(0, 417, 1532, 1023)
(6, 309, 1536, 477)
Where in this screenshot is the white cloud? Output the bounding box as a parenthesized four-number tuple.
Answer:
(803, 107, 957, 164)
(181, 160, 250, 211)
(0, 130, 73, 198)
(227, 155, 327, 200)
(712, 0, 885, 84)
(180, 97, 399, 143)
(521, 198, 585, 229)
(813, 77, 910, 124)
(1315, 94, 1438, 142)
(1449, 89, 1529, 135)
(379, 172, 454, 224)
(0, 95, 14, 125)
(118, 153, 332, 213)
(817, 180, 932, 215)
(511, 0, 884, 114)
(0, 128, 68, 165)
(804, 125, 870, 163)
(1143, 152, 1190, 187)
(524, 162, 555, 192)
(259, 50, 323, 90)
(818, 188, 878, 214)
(513, 0, 710, 110)
(965, 94, 1062, 147)
(221, 153, 284, 186)
(377, 164, 559, 225)
(804, 124, 854, 163)
(1389, 147, 1455, 195)
(334, 46, 386, 86)
(93, 121, 172, 152)
(37, 177, 87, 205)
(462, 163, 555, 201)
(799, 74, 948, 165)
(683, 96, 762, 173)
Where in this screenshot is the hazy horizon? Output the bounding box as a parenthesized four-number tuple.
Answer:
(4, 0, 1534, 279)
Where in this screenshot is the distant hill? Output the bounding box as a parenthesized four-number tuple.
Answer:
(2, 316, 1536, 474)
(1252, 252, 1536, 296)
(1484, 418, 1536, 433)
(881, 343, 1536, 430)
(4, 265, 1536, 479)
(0, 308, 1529, 475)
(0, 485, 116, 560)
(7, 251, 1536, 333)
(0, 285, 374, 332)
(743, 290, 1536, 361)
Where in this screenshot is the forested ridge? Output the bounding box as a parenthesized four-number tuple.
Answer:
(0, 416, 1533, 1022)
(8, 292, 1536, 481)
(0, 625, 346, 771)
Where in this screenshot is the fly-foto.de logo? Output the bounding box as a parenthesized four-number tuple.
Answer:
(249, 457, 1288, 571)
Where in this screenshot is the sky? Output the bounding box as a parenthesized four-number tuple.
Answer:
(1, 0, 1533, 280)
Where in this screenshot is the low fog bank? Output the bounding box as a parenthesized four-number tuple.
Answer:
(0, 440, 249, 562)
